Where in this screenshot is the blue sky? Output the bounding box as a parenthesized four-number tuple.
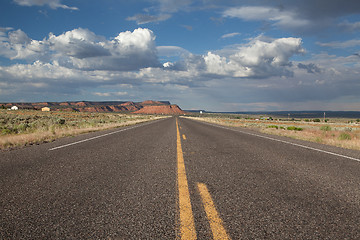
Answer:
(1, 0, 360, 111)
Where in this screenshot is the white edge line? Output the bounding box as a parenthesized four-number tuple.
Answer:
(191, 119, 360, 163)
(49, 118, 167, 151)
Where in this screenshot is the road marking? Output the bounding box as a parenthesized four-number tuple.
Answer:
(197, 183, 231, 240)
(182, 134, 187, 140)
(176, 119, 197, 240)
(49, 118, 166, 151)
(196, 120, 360, 163)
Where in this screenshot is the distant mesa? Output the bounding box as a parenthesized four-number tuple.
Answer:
(120, 101, 136, 106)
(70, 101, 88, 107)
(134, 104, 186, 115)
(75, 101, 88, 107)
(0, 100, 186, 115)
(140, 100, 168, 105)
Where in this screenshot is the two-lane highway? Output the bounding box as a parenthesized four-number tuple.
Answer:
(179, 117, 360, 239)
(1, 117, 360, 239)
(1, 118, 177, 239)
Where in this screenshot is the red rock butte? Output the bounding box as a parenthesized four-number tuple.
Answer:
(134, 105, 186, 115)
(140, 100, 166, 105)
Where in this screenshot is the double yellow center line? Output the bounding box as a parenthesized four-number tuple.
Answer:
(176, 118, 230, 240)
(176, 119, 197, 239)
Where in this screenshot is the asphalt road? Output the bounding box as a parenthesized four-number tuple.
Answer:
(1, 117, 360, 239)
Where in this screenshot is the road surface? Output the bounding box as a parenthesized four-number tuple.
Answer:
(1, 117, 359, 239)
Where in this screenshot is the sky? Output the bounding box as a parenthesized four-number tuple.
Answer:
(1, 0, 360, 111)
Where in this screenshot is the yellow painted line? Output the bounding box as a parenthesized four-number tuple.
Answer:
(176, 119, 197, 239)
(197, 183, 231, 240)
(182, 134, 187, 140)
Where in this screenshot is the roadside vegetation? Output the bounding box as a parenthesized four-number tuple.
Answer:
(184, 114, 360, 151)
(0, 109, 166, 150)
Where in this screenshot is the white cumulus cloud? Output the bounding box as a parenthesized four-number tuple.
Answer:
(0, 29, 49, 61)
(203, 36, 304, 78)
(0, 28, 161, 71)
(48, 28, 110, 59)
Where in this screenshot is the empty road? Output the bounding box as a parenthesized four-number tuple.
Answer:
(1, 117, 360, 239)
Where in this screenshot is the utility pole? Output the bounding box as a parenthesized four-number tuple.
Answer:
(324, 112, 326, 122)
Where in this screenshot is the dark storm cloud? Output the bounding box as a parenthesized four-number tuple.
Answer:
(297, 63, 321, 73)
(222, 0, 360, 34)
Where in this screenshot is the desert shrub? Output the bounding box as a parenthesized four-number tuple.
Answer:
(50, 125, 56, 135)
(58, 118, 66, 125)
(304, 119, 310, 122)
(17, 123, 29, 133)
(267, 125, 279, 129)
(1, 128, 12, 135)
(287, 126, 303, 131)
(320, 125, 332, 131)
(280, 126, 285, 129)
(345, 127, 352, 132)
(313, 119, 321, 122)
(338, 132, 351, 140)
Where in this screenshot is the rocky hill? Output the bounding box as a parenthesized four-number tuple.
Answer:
(1, 100, 186, 115)
(134, 105, 186, 115)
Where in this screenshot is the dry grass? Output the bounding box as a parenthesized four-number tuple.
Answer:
(0, 110, 168, 150)
(184, 116, 360, 151)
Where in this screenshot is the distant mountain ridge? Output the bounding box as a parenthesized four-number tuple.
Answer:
(1, 100, 185, 115)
